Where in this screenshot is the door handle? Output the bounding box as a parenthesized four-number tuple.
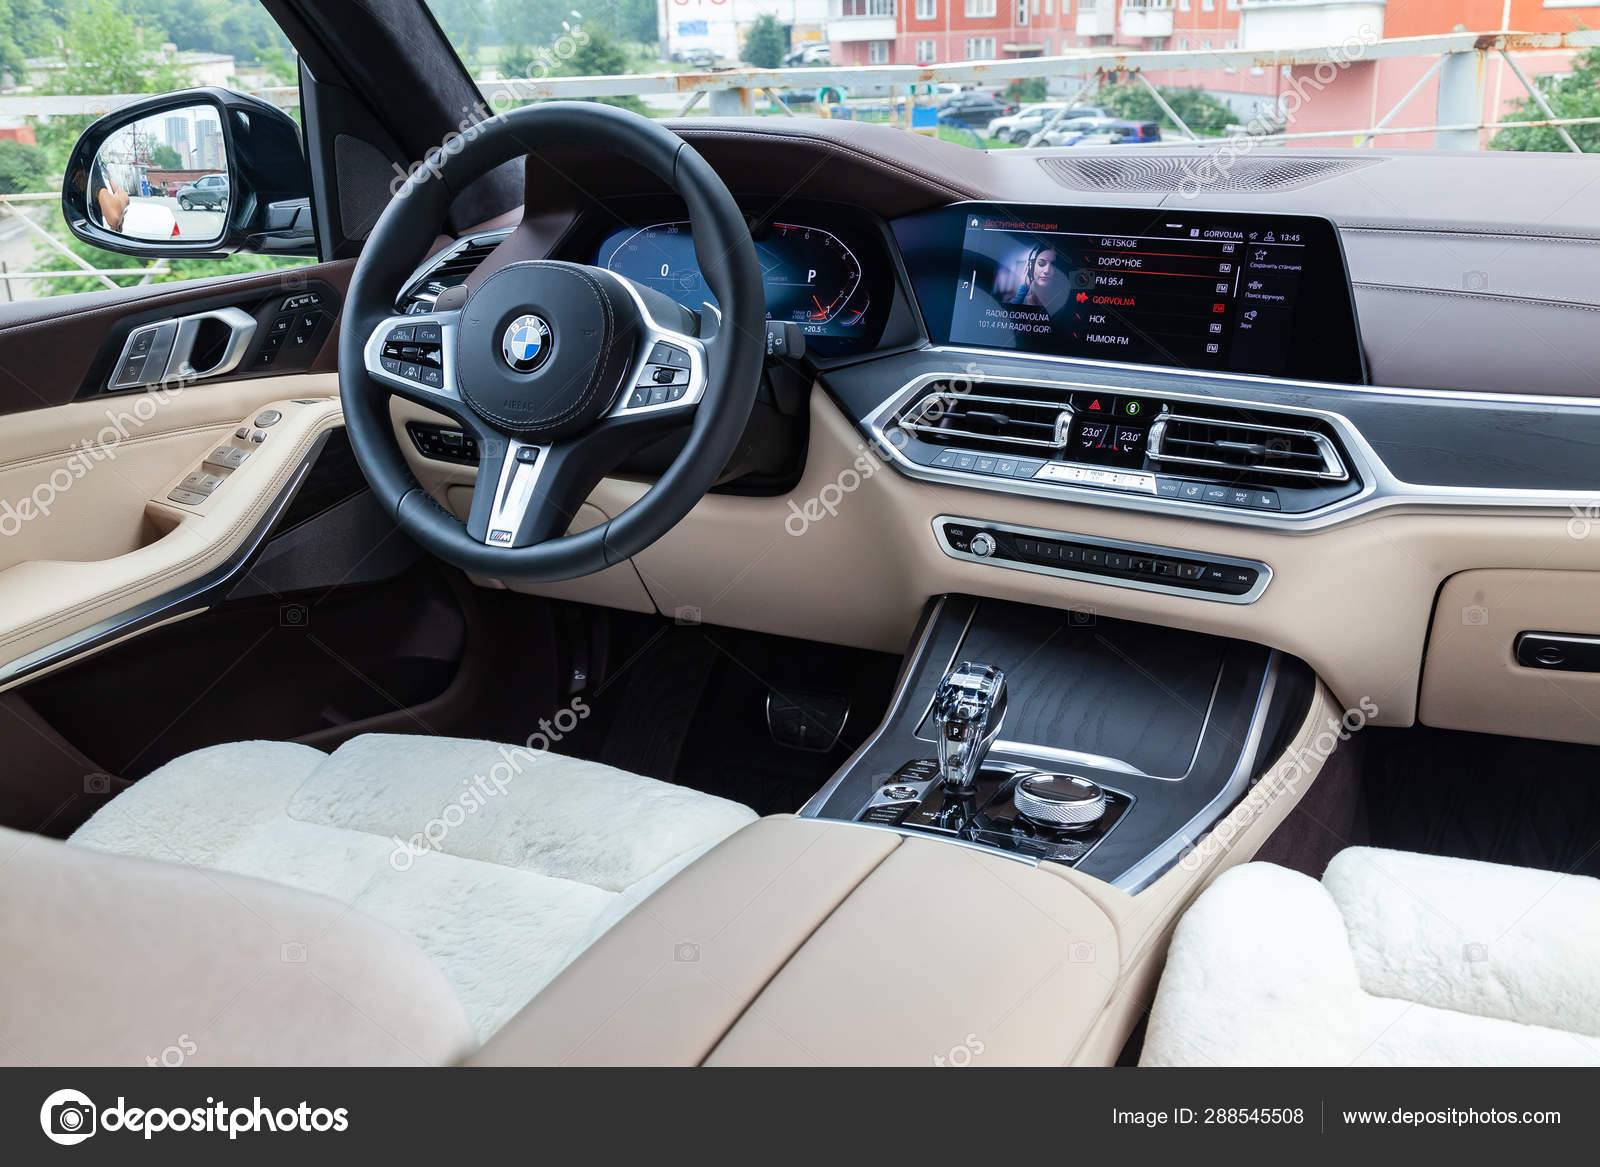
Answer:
(110, 306, 258, 389)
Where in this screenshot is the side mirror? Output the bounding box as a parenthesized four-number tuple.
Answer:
(61, 86, 315, 259)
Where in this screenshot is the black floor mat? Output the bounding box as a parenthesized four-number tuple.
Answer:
(592, 620, 902, 815)
(1363, 727, 1600, 876)
(598, 630, 721, 782)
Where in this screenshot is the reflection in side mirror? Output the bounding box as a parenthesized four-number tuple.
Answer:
(88, 105, 228, 244)
(63, 87, 314, 260)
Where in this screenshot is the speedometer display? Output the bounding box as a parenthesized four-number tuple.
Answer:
(597, 218, 881, 356)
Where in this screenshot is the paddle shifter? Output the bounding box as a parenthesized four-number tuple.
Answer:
(931, 662, 1008, 792)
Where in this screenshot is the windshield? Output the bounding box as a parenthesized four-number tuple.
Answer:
(420, 2, 1600, 154)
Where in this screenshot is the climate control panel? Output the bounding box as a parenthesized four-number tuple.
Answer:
(935, 515, 1271, 604)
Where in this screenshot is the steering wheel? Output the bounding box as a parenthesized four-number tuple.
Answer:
(338, 103, 765, 581)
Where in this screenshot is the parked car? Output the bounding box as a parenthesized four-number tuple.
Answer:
(775, 83, 847, 106)
(670, 47, 718, 68)
(988, 104, 1113, 144)
(782, 43, 830, 66)
(176, 173, 229, 210)
(1036, 116, 1121, 147)
(1109, 119, 1163, 143)
(935, 91, 1019, 129)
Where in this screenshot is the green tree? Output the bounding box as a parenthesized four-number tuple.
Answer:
(1492, 44, 1600, 153)
(559, 26, 646, 113)
(149, 142, 182, 169)
(1006, 77, 1047, 104)
(608, 0, 660, 46)
(500, 41, 536, 78)
(52, 1, 191, 96)
(1100, 83, 1237, 136)
(255, 45, 298, 86)
(0, 0, 57, 74)
(121, 0, 290, 61)
(742, 13, 787, 70)
(0, 139, 49, 194)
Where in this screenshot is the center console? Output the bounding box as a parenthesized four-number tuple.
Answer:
(803, 594, 1314, 892)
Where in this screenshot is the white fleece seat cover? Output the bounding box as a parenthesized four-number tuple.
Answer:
(70, 734, 756, 1042)
(1141, 847, 1600, 1066)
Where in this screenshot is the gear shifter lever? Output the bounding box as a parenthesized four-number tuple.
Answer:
(931, 662, 1008, 792)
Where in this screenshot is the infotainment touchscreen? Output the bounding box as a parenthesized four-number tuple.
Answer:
(893, 203, 1365, 384)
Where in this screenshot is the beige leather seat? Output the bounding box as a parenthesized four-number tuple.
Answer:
(0, 733, 754, 1065)
(1141, 847, 1600, 1066)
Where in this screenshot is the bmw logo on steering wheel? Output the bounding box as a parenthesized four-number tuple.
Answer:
(501, 314, 552, 372)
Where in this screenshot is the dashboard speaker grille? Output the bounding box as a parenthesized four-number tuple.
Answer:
(1037, 154, 1381, 194)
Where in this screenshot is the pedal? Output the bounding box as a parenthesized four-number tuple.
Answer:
(766, 689, 850, 753)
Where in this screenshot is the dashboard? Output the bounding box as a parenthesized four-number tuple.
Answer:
(389, 127, 1600, 750)
(578, 198, 1365, 384)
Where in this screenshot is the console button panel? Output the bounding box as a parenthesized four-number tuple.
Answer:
(936, 515, 1270, 603)
(858, 761, 1133, 867)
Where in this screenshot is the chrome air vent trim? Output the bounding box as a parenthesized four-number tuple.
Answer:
(900, 387, 1074, 451)
(1146, 411, 1349, 482)
(862, 364, 1600, 532)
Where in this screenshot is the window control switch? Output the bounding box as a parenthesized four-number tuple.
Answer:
(204, 446, 251, 470)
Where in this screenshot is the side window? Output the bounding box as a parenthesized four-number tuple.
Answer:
(2, 2, 311, 303)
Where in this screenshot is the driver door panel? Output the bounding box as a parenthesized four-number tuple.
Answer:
(0, 265, 352, 685)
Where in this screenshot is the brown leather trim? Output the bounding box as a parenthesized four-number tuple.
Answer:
(0, 260, 355, 417)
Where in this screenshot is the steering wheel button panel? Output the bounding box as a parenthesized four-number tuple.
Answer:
(649, 342, 692, 369)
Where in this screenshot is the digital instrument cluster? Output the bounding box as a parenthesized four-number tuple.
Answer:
(593, 217, 890, 357)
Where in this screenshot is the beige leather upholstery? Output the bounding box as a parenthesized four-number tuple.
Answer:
(0, 824, 475, 1067)
(470, 816, 898, 1066)
(472, 817, 1123, 1067)
(704, 839, 1118, 1066)
(0, 386, 340, 681)
(1420, 569, 1600, 746)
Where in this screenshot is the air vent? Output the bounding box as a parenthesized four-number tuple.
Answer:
(398, 230, 511, 312)
(1147, 412, 1348, 481)
(1037, 154, 1381, 194)
(898, 381, 1072, 452)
